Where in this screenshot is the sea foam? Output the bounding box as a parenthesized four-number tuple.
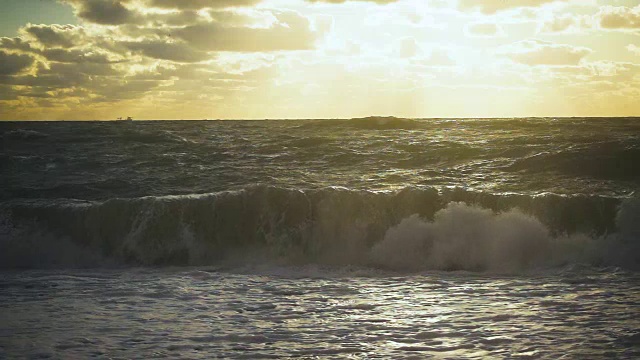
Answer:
(1, 186, 638, 271)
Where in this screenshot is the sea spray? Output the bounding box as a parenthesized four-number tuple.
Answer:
(1, 186, 637, 270)
(369, 203, 598, 272)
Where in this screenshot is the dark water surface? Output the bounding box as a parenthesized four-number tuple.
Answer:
(1, 118, 639, 358)
(2, 117, 639, 200)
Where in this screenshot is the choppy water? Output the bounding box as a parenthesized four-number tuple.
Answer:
(1, 268, 639, 359)
(2, 117, 639, 200)
(1, 117, 639, 358)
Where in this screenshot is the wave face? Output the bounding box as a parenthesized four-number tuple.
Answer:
(2, 187, 638, 271)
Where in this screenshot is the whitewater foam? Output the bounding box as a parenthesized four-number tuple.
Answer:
(1, 186, 638, 271)
(369, 203, 599, 272)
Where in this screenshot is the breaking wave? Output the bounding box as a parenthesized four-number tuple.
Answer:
(1, 186, 638, 271)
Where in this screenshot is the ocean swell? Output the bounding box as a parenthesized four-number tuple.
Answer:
(1, 186, 638, 271)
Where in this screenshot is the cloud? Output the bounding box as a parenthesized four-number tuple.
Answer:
(0, 51, 36, 76)
(0, 37, 37, 53)
(539, 6, 640, 34)
(22, 24, 86, 48)
(458, 0, 569, 14)
(146, 0, 262, 9)
(398, 37, 419, 58)
(0, 2, 300, 117)
(500, 39, 591, 66)
(466, 23, 503, 37)
(538, 61, 640, 91)
(307, 0, 397, 4)
(3, 30, 123, 65)
(122, 40, 211, 62)
(0, 59, 164, 102)
(2, 0, 640, 119)
(62, 0, 137, 25)
(174, 11, 317, 52)
(41, 48, 121, 63)
(0, 1, 318, 116)
(538, 15, 591, 34)
(597, 5, 640, 29)
(421, 49, 456, 67)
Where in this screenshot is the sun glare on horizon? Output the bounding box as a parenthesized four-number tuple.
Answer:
(0, 0, 639, 120)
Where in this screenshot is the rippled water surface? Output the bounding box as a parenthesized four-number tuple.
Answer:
(1, 268, 639, 359)
(2, 118, 640, 358)
(3, 118, 639, 200)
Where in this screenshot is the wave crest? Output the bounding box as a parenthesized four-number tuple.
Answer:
(371, 204, 602, 272)
(1, 186, 638, 271)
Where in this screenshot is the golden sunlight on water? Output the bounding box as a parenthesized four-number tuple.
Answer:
(2, 268, 638, 358)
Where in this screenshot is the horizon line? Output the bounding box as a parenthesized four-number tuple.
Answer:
(2, 115, 640, 122)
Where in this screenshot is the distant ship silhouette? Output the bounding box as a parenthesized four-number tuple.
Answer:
(116, 117, 133, 121)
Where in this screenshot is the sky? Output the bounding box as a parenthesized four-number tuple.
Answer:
(0, 0, 639, 120)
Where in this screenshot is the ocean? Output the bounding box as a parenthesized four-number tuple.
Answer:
(1, 117, 639, 358)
